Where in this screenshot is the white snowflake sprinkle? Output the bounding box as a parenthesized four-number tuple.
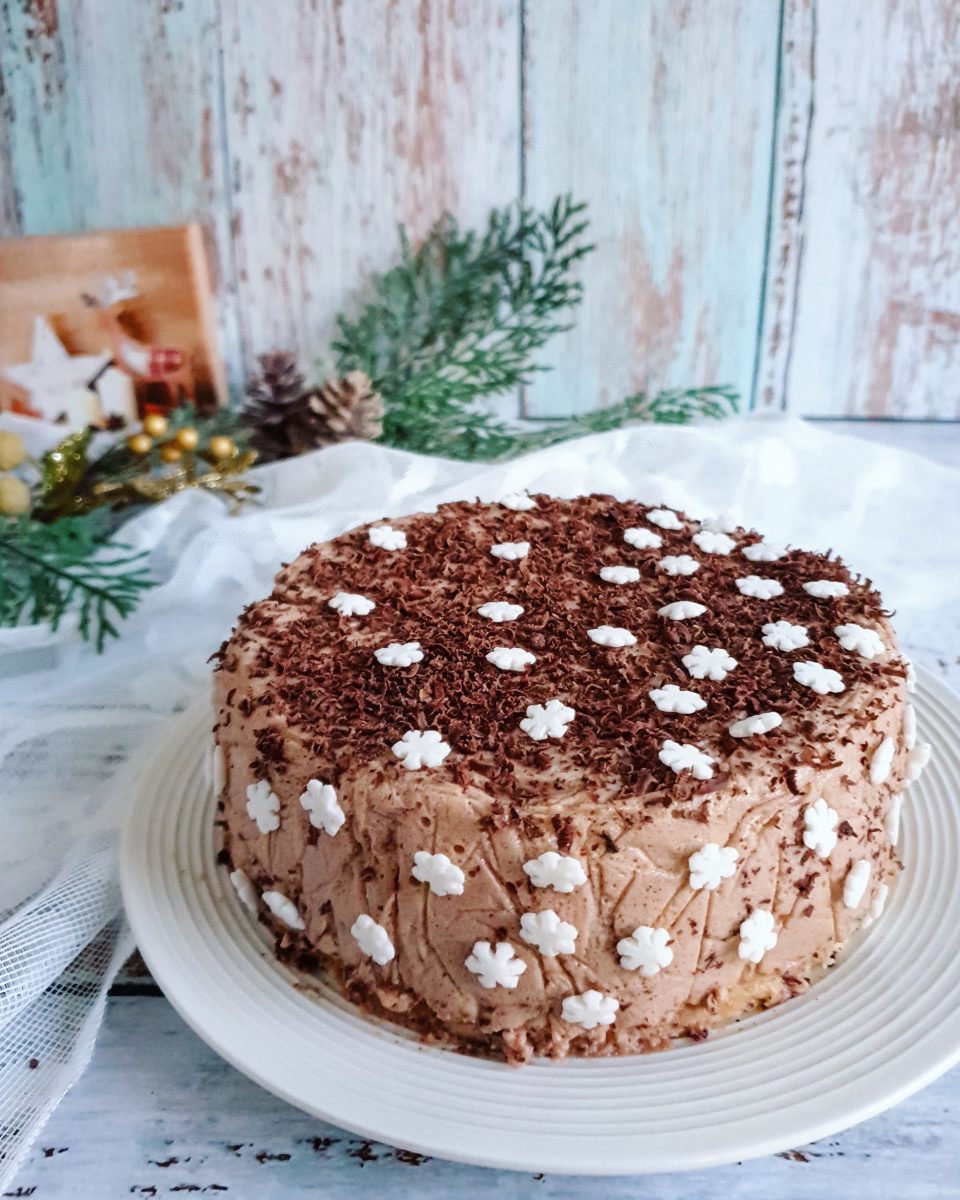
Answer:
(742, 541, 786, 562)
(793, 660, 845, 695)
(212, 743, 225, 796)
(298, 779, 345, 836)
(843, 860, 871, 909)
(738, 908, 778, 964)
(904, 703, 917, 751)
(486, 646, 536, 672)
(368, 524, 407, 551)
(803, 579, 849, 599)
(659, 554, 700, 576)
(682, 644, 737, 681)
(658, 600, 707, 621)
(864, 882, 890, 928)
(623, 526, 662, 550)
(728, 711, 782, 738)
(616, 925, 673, 976)
(803, 798, 839, 859)
(692, 530, 736, 556)
(905, 741, 931, 783)
(905, 658, 917, 692)
(762, 620, 809, 652)
(520, 698, 575, 741)
(647, 507, 683, 531)
(351, 914, 395, 964)
(561, 990, 619, 1030)
(411, 851, 465, 897)
(835, 623, 886, 660)
(519, 910, 578, 957)
(375, 641, 424, 668)
(491, 540, 530, 561)
(885, 794, 902, 845)
(659, 739, 715, 779)
(699, 514, 738, 533)
(465, 941, 527, 989)
(263, 890, 305, 931)
(649, 684, 707, 715)
(523, 851, 587, 893)
(328, 591, 376, 617)
(736, 575, 784, 600)
(587, 625, 637, 647)
(500, 490, 536, 511)
(869, 736, 896, 785)
(246, 780, 280, 834)
(477, 600, 524, 623)
(229, 869, 258, 914)
(391, 730, 452, 770)
(600, 564, 640, 585)
(688, 843, 739, 891)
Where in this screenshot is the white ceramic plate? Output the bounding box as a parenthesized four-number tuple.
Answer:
(120, 670, 960, 1175)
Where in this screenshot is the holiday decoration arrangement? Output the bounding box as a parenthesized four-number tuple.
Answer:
(0, 196, 738, 649)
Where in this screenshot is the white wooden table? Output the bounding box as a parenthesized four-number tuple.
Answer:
(15, 421, 960, 1199)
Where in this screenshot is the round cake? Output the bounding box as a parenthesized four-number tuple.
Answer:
(212, 493, 928, 1063)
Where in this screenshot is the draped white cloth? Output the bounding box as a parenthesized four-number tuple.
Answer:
(0, 414, 957, 1185)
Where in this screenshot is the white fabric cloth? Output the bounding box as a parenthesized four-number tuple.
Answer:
(0, 414, 957, 1184)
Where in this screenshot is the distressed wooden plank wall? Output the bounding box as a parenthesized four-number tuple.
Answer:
(1, 0, 958, 418)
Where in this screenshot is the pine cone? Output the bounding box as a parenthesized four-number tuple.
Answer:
(303, 371, 384, 447)
(244, 352, 309, 460)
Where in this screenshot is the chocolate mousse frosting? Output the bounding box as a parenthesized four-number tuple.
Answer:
(212, 494, 923, 1063)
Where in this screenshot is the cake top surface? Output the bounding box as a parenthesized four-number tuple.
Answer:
(216, 493, 904, 808)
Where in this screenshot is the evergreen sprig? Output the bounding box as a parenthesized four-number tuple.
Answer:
(0, 514, 154, 651)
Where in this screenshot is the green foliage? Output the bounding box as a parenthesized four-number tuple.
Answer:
(0, 514, 154, 651)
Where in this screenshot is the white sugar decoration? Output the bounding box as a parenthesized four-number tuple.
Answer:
(477, 600, 524, 623)
(682, 644, 737, 681)
(885, 794, 903, 845)
(905, 658, 917, 693)
(736, 575, 784, 600)
(523, 851, 587, 893)
(793, 660, 845, 695)
(465, 941, 527, 989)
(761, 620, 809, 652)
(298, 779, 345, 836)
(647, 507, 683, 531)
(486, 646, 537, 672)
(843, 859, 871, 909)
(659, 554, 700, 576)
(561, 990, 619, 1030)
(212, 743, 225, 796)
(491, 541, 530, 561)
(412, 851, 465, 897)
(616, 925, 673, 976)
(835, 623, 886, 659)
(229, 869, 258, 915)
(375, 641, 424, 668)
(600, 564, 640, 585)
(803, 579, 849, 599)
(368, 524, 407, 551)
(391, 729, 452, 770)
(700, 514, 738, 533)
(623, 526, 662, 550)
(500, 490, 537, 511)
(738, 908, 778, 964)
(263, 890, 305, 931)
(659, 739, 715, 780)
(649, 684, 707, 715)
(869, 736, 896, 785)
(904, 703, 917, 751)
(520, 699, 575, 741)
(692, 530, 736, 556)
(742, 541, 786, 562)
(728, 711, 782, 738)
(864, 882, 890, 928)
(658, 600, 707, 621)
(688, 843, 739, 891)
(587, 625, 637, 647)
(329, 591, 376, 617)
(519, 910, 578, 957)
(351, 914, 396, 965)
(905, 741, 931, 783)
(246, 780, 280, 834)
(803, 798, 839, 859)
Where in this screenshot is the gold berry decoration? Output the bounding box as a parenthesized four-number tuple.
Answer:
(0, 431, 27, 471)
(0, 475, 31, 516)
(175, 426, 200, 451)
(159, 444, 183, 464)
(208, 435, 236, 461)
(142, 413, 169, 438)
(127, 433, 153, 456)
